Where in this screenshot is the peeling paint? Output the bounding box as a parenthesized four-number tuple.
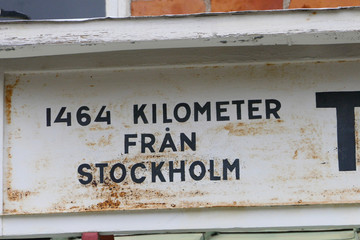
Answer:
(1, 8, 360, 59)
(0, 47, 15, 52)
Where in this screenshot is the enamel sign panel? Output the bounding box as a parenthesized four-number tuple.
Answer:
(4, 61, 360, 215)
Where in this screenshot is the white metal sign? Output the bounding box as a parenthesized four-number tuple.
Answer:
(4, 61, 360, 215)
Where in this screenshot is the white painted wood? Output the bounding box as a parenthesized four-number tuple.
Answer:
(106, 0, 119, 17)
(1, 8, 360, 58)
(1, 45, 360, 73)
(211, 231, 356, 240)
(106, 0, 131, 17)
(3, 206, 360, 238)
(118, 0, 131, 17)
(116, 234, 203, 240)
(283, 0, 291, 9)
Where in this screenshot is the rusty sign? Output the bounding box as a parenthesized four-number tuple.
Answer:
(4, 60, 360, 215)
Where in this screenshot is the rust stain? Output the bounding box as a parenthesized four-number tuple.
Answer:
(223, 120, 285, 136)
(319, 188, 360, 200)
(89, 125, 114, 131)
(5, 146, 13, 204)
(202, 66, 224, 69)
(95, 199, 121, 209)
(7, 183, 360, 215)
(293, 150, 298, 160)
(7, 146, 12, 161)
(5, 78, 20, 125)
(297, 125, 321, 160)
(5, 146, 37, 204)
(3, 209, 19, 214)
(85, 134, 113, 147)
(357, 123, 360, 162)
(7, 189, 32, 201)
(99, 134, 113, 147)
(304, 169, 324, 180)
(86, 142, 96, 147)
(132, 203, 167, 209)
(356, 110, 360, 162)
(70, 154, 213, 213)
(35, 158, 50, 170)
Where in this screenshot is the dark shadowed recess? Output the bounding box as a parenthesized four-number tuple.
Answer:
(0, 0, 105, 20)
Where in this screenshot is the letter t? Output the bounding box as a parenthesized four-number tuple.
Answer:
(316, 91, 360, 171)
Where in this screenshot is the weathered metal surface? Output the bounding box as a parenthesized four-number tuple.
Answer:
(4, 60, 360, 215)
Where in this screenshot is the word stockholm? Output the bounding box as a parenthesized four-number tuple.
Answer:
(78, 159, 240, 184)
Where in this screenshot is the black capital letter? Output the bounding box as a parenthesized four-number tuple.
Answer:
(78, 164, 93, 185)
(131, 163, 146, 183)
(95, 163, 108, 183)
(316, 91, 360, 171)
(151, 162, 166, 182)
(134, 104, 148, 124)
(124, 134, 137, 154)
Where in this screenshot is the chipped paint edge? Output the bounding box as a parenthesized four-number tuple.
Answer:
(4, 200, 360, 217)
(2, 8, 360, 58)
(0, 7, 358, 23)
(3, 205, 360, 238)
